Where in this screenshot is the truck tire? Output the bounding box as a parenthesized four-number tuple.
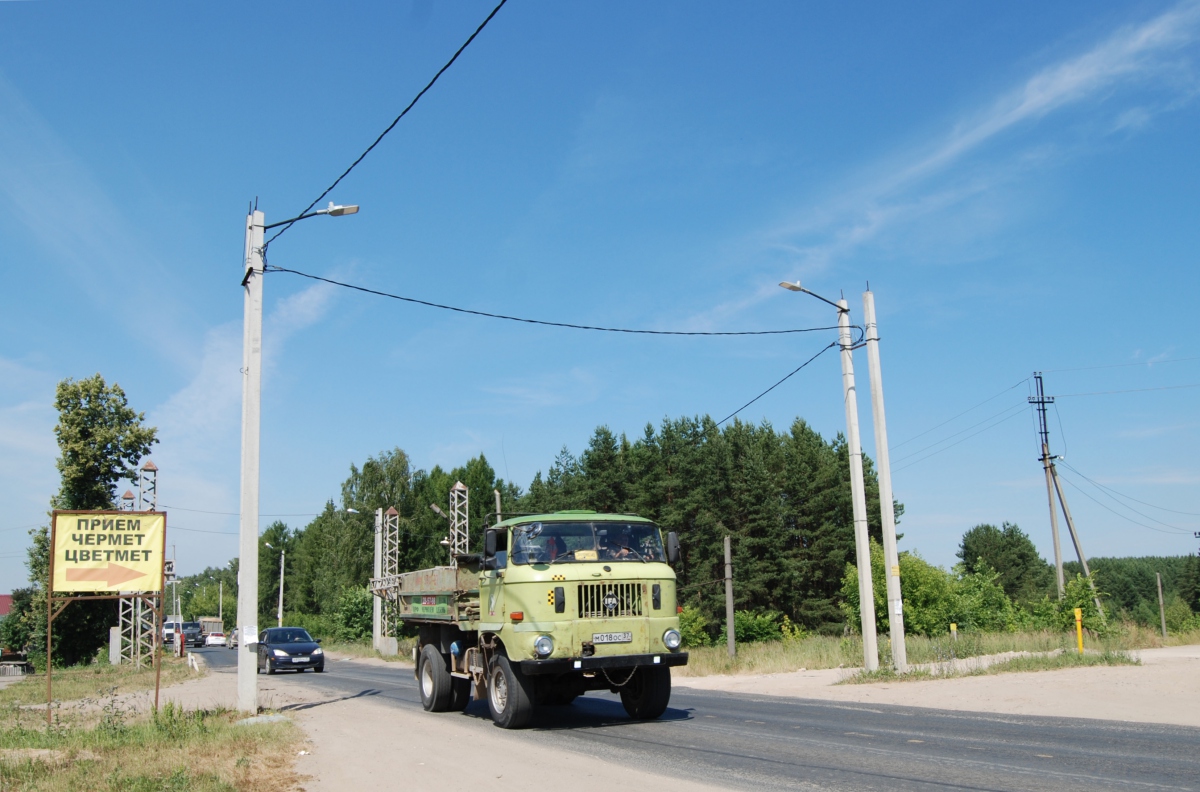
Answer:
(619, 666, 671, 720)
(418, 645, 452, 712)
(487, 654, 534, 728)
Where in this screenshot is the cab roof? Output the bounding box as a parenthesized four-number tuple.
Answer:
(492, 510, 654, 529)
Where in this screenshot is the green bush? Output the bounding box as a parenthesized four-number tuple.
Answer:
(333, 586, 374, 642)
(679, 605, 711, 647)
(733, 610, 781, 643)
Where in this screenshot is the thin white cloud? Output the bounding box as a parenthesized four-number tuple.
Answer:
(766, 1, 1200, 274)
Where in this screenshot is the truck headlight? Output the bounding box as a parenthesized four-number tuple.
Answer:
(663, 629, 682, 650)
(534, 635, 554, 658)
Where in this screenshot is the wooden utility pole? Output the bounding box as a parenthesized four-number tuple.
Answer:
(724, 536, 735, 659)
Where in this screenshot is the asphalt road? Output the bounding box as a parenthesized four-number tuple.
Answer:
(195, 647, 1199, 791)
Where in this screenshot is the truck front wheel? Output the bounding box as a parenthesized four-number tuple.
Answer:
(487, 654, 534, 728)
(619, 666, 671, 720)
(418, 645, 452, 712)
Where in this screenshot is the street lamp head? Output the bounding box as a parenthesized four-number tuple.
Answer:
(346, 508, 360, 514)
(320, 201, 359, 217)
(779, 281, 804, 292)
(264, 542, 274, 549)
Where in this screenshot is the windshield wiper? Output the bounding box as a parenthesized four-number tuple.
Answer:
(549, 549, 577, 565)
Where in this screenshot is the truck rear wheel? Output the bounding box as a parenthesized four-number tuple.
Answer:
(619, 666, 671, 720)
(418, 645, 452, 712)
(487, 654, 534, 728)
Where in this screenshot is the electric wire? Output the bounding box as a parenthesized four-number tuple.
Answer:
(264, 0, 510, 249)
(716, 342, 839, 426)
(893, 407, 1028, 473)
(1056, 474, 1194, 536)
(892, 402, 1028, 464)
(267, 266, 846, 337)
(160, 504, 319, 518)
(891, 377, 1031, 450)
(1041, 356, 1198, 373)
(1057, 460, 1200, 517)
(1056, 383, 1200, 397)
(1052, 401, 1069, 458)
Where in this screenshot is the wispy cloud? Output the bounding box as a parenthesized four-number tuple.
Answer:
(767, 1, 1200, 274)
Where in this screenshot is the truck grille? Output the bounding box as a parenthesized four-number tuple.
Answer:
(578, 582, 643, 618)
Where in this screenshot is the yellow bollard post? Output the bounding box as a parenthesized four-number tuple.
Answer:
(950, 623, 957, 642)
(1074, 608, 1084, 656)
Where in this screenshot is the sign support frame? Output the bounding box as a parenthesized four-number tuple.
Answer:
(46, 510, 166, 725)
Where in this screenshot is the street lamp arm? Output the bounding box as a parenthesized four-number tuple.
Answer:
(779, 281, 844, 311)
(262, 202, 360, 230)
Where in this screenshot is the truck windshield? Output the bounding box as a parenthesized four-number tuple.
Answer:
(510, 522, 665, 565)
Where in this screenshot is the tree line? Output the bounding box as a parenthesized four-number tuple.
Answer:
(5, 374, 1198, 665)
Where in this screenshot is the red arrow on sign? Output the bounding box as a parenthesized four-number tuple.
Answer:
(65, 564, 146, 588)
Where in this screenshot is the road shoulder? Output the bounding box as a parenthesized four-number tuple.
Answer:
(674, 643, 1200, 728)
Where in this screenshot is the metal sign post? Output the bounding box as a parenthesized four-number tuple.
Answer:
(46, 510, 167, 724)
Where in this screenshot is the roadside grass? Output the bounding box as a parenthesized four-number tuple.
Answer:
(678, 624, 1195, 678)
(840, 648, 1140, 684)
(0, 701, 301, 792)
(322, 637, 417, 664)
(0, 656, 196, 708)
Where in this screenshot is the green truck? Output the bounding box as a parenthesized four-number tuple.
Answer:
(389, 510, 687, 728)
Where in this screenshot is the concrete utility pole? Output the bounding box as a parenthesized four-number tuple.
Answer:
(1029, 373, 1066, 598)
(237, 208, 265, 714)
(838, 299, 879, 671)
(1049, 467, 1105, 622)
(863, 290, 907, 673)
(373, 508, 383, 652)
(1157, 572, 1168, 639)
(780, 281, 878, 671)
(724, 536, 736, 659)
(276, 549, 285, 628)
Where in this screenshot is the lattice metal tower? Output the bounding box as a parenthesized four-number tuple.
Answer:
(381, 507, 400, 638)
(450, 481, 469, 557)
(138, 461, 158, 511)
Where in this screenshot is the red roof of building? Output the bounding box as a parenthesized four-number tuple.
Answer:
(0, 595, 12, 618)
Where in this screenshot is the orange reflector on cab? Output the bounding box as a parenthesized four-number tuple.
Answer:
(510, 611, 524, 622)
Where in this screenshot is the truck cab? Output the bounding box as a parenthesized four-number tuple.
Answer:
(400, 511, 687, 728)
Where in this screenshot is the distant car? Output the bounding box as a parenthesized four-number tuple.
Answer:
(228, 630, 238, 649)
(163, 621, 182, 644)
(181, 622, 204, 648)
(205, 632, 226, 647)
(257, 627, 324, 674)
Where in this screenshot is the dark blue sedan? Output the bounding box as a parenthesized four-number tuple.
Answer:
(256, 627, 325, 674)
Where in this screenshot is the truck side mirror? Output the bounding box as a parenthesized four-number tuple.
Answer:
(666, 532, 680, 565)
(485, 529, 498, 557)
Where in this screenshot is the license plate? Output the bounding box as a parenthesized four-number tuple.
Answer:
(292, 656, 310, 662)
(592, 632, 632, 644)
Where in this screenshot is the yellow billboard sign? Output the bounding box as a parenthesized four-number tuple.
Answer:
(51, 511, 166, 593)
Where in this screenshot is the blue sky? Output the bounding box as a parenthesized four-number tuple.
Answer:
(2, 1, 1198, 587)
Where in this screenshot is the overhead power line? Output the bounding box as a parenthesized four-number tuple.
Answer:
(1056, 460, 1200, 517)
(892, 402, 1028, 465)
(1041, 356, 1198, 373)
(265, 0, 510, 248)
(1056, 383, 1200, 397)
(893, 406, 1027, 473)
(717, 342, 838, 426)
(268, 266, 846, 337)
(892, 377, 1031, 450)
(160, 504, 319, 518)
(1056, 474, 1194, 536)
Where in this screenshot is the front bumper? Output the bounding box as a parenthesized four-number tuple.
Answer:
(268, 657, 324, 671)
(519, 652, 687, 675)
